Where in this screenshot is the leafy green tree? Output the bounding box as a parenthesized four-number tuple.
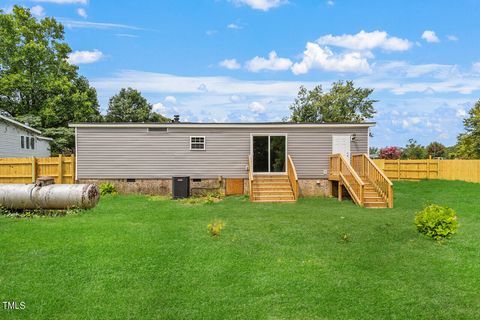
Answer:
(288, 81, 377, 123)
(402, 139, 426, 159)
(0, 6, 101, 152)
(42, 127, 75, 155)
(426, 141, 446, 158)
(443, 146, 457, 159)
(455, 100, 480, 159)
(106, 88, 169, 122)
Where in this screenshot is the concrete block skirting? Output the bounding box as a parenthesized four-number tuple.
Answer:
(78, 178, 224, 196)
(79, 178, 330, 197)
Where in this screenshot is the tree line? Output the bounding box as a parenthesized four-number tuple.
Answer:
(1, 6, 479, 159)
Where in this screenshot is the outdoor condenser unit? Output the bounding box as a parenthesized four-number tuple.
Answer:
(172, 176, 190, 199)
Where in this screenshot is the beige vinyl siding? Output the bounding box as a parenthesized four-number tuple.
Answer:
(76, 126, 368, 179)
(0, 120, 51, 158)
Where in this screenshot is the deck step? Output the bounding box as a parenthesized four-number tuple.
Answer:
(253, 195, 295, 201)
(251, 175, 295, 202)
(254, 190, 294, 195)
(252, 199, 296, 203)
(364, 202, 388, 208)
(364, 197, 385, 203)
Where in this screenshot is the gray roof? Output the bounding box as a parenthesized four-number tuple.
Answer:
(69, 121, 375, 128)
(0, 114, 53, 140)
(0, 114, 42, 134)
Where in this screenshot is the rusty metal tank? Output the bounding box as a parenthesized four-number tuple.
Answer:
(0, 184, 100, 210)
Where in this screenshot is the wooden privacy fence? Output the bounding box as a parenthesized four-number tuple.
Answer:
(0, 156, 75, 184)
(373, 159, 480, 183)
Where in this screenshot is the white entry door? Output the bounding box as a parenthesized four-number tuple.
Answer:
(332, 135, 351, 161)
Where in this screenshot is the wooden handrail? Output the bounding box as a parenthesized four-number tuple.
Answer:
(352, 154, 394, 208)
(339, 172, 363, 205)
(330, 153, 365, 206)
(287, 155, 299, 200)
(248, 155, 254, 201)
(365, 155, 393, 185)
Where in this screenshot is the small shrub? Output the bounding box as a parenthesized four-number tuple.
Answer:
(0, 205, 10, 215)
(415, 204, 458, 240)
(207, 221, 225, 237)
(99, 182, 117, 196)
(179, 192, 224, 205)
(340, 233, 350, 243)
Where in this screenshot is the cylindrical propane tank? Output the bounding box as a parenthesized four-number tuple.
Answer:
(0, 184, 99, 210)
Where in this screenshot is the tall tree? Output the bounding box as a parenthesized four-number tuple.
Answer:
(288, 81, 377, 123)
(426, 141, 446, 158)
(106, 88, 169, 122)
(455, 100, 480, 159)
(0, 6, 101, 154)
(402, 139, 426, 159)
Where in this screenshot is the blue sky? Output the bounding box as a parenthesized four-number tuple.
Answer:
(3, 0, 480, 147)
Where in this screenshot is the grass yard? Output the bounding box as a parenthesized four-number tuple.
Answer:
(1, 180, 480, 319)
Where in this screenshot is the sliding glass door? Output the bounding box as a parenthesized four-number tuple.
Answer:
(252, 135, 286, 173)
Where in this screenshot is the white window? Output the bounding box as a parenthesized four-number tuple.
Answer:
(190, 136, 205, 150)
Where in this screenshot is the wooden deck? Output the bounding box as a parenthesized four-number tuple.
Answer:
(329, 154, 394, 208)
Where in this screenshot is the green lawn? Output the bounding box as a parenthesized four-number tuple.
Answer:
(1, 180, 480, 319)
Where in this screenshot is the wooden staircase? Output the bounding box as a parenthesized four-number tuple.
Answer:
(248, 155, 299, 202)
(251, 175, 295, 202)
(329, 153, 394, 208)
(362, 178, 388, 208)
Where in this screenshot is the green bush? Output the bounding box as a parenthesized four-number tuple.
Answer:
(207, 221, 225, 237)
(99, 182, 117, 196)
(415, 204, 458, 240)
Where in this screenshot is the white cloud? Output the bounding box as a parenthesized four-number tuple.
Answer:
(229, 95, 242, 103)
(447, 35, 458, 41)
(232, 0, 288, 11)
(422, 30, 440, 43)
(292, 42, 371, 74)
(227, 23, 242, 30)
(376, 61, 458, 79)
(152, 102, 166, 113)
(317, 30, 412, 51)
(32, 0, 87, 4)
(115, 33, 139, 38)
(77, 8, 87, 18)
(91, 68, 480, 106)
(92, 70, 319, 98)
(245, 51, 293, 72)
(219, 59, 241, 70)
(327, 0, 334, 5)
(456, 108, 467, 118)
(164, 96, 177, 104)
(31, 5, 45, 17)
(402, 117, 421, 128)
(67, 49, 103, 64)
(59, 19, 141, 30)
(249, 101, 266, 113)
(206, 30, 218, 36)
(472, 62, 480, 73)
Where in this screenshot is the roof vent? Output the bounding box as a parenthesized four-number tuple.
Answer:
(172, 115, 180, 123)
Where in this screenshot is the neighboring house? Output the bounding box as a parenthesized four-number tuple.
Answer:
(0, 114, 52, 158)
(70, 121, 385, 204)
